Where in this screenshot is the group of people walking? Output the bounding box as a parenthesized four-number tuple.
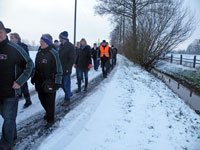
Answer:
(0, 21, 117, 150)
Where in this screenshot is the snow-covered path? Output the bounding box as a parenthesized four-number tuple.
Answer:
(38, 55, 200, 150)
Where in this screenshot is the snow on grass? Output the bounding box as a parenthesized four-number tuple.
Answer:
(38, 55, 200, 150)
(155, 61, 200, 90)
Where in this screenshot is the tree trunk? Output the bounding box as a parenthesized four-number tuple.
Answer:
(132, 0, 137, 52)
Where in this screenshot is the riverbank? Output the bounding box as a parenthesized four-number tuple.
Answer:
(155, 61, 200, 92)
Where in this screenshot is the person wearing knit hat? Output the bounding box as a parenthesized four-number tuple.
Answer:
(59, 31, 75, 106)
(32, 33, 63, 128)
(59, 31, 68, 40)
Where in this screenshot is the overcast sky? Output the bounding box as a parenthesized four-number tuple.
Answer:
(0, 0, 112, 46)
(0, 0, 200, 50)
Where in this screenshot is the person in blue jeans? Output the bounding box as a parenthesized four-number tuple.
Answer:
(0, 21, 33, 150)
(74, 38, 92, 92)
(59, 31, 75, 106)
(91, 43, 99, 71)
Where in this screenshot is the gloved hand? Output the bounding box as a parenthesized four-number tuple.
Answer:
(88, 64, 92, 69)
(74, 64, 76, 68)
(54, 84, 61, 90)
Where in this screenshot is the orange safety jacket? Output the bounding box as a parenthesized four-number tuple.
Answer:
(99, 45, 110, 58)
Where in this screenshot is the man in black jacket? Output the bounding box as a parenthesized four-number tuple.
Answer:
(0, 21, 33, 150)
(10, 33, 32, 108)
(59, 31, 75, 106)
(91, 43, 99, 71)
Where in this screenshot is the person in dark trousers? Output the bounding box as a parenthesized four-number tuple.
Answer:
(98, 40, 112, 78)
(59, 31, 75, 106)
(75, 41, 81, 84)
(10, 33, 32, 108)
(91, 43, 99, 71)
(54, 40, 60, 50)
(74, 38, 92, 93)
(31, 34, 62, 128)
(0, 21, 33, 150)
(111, 45, 118, 66)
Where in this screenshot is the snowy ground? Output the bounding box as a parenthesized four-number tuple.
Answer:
(37, 55, 200, 150)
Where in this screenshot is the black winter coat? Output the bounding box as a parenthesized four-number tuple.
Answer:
(75, 46, 92, 70)
(18, 42, 30, 56)
(34, 46, 63, 92)
(0, 38, 34, 98)
(91, 47, 98, 60)
(59, 40, 75, 75)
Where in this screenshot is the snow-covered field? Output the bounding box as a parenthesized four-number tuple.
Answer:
(37, 55, 200, 150)
(165, 54, 200, 68)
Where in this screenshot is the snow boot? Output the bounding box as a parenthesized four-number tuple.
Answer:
(76, 79, 81, 93)
(23, 99, 32, 108)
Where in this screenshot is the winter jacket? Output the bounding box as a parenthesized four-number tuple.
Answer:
(98, 45, 112, 61)
(112, 48, 118, 58)
(0, 38, 34, 99)
(33, 46, 63, 92)
(17, 42, 30, 56)
(75, 45, 92, 70)
(91, 47, 98, 60)
(59, 40, 75, 75)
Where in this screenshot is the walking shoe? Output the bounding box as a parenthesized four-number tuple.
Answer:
(45, 122, 54, 129)
(23, 101, 32, 108)
(61, 101, 70, 106)
(43, 114, 47, 120)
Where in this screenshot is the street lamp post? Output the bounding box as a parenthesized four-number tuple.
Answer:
(74, 0, 77, 46)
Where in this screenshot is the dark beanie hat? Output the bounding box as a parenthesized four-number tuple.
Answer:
(59, 31, 68, 40)
(102, 40, 106, 43)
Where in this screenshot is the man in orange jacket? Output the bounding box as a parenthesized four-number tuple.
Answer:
(98, 40, 112, 78)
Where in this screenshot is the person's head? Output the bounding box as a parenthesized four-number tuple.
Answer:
(111, 45, 114, 49)
(80, 38, 87, 46)
(76, 41, 80, 48)
(59, 31, 68, 44)
(40, 34, 53, 49)
(10, 33, 21, 43)
(0, 21, 11, 42)
(54, 40, 59, 46)
(102, 40, 107, 46)
(93, 43, 97, 48)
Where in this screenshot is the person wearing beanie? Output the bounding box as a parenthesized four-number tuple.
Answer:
(111, 45, 118, 66)
(97, 40, 112, 78)
(31, 34, 63, 128)
(10, 33, 32, 108)
(74, 38, 92, 93)
(0, 21, 33, 150)
(59, 31, 75, 106)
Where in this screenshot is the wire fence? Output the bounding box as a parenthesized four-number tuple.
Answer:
(161, 54, 200, 69)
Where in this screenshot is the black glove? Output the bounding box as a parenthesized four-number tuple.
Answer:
(54, 84, 61, 90)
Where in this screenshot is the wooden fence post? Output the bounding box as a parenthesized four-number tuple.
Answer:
(180, 55, 182, 65)
(171, 54, 173, 63)
(193, 56, 196, 68)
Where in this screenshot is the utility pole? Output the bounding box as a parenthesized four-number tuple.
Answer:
(74, 0, 77, 46)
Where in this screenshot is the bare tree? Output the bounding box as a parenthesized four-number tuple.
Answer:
(95, 0, 195, 69)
